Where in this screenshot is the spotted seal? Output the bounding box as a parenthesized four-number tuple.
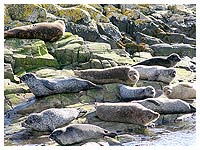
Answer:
(133, 65, 176, 83)
(4, 20, 65, 42)
(132, 53, 181, 68)
(49, 124, 117, 145)
(20, 73, 102, 97)
(131, 98, 196, 114)
(119, 84, 155, 101)
(21, 108, 86, 131)
(95, 102, 160, 126)
(163, 82, 196, 100)
(74, 66, 139, 85)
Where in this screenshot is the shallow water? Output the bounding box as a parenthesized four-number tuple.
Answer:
(123, 114, 196, 146)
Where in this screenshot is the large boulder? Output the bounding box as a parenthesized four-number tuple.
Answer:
(150, 43, 195, 57)
(4, 38, 59, 74)
(5, 4, 47, 23)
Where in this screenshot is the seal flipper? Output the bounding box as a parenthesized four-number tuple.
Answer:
(77, 108, 87, 118)
(41, 80, 56, 91)
(103, 130, 117, 138)
(146, 99, 160, 106)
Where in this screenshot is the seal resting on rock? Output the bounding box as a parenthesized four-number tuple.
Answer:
(163, 82, 196, 100)
(21, 108, 87, 131)
(133, 65, 176, 83)
(119, 84, 155, 101)
(4, 20, 65, 42)
(49, 124, 117, 145)
(74, 66, 139, 85)
(20, 73, 102, 97)
(132, 53, 181, 68)
(95, 102, 160, 126)
(131, 98, 196, 114)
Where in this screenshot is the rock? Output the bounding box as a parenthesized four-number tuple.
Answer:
(76, 4, 109, 23)
(135, 21, 165, 37)
(4, 63, 19, 83)
(6, 4, 47, 23)
(150, 43, 195, 57)
(156, 33, 196, 45)
(46, 32, 84, 53)
(41, 4, 91, 24)
(4, 48, 14, 64)
(135, 32, 164, 45)
(5, 38, 59, 74)
(97, 22, 122, 42)
(65, 22, 100, 42)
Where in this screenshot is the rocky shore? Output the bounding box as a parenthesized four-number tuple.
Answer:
(4, 4, 196, 146)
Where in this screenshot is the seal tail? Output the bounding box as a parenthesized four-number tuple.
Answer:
(189, 104, 196, 113)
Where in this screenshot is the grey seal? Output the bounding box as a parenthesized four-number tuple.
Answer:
(21, 108, 86, 131)
(4, 20, 65, 42)
(119, 84, 155, 101)
(163, 82, 196, 100)
(49, 124, 117, 145)
(95, 102, 160, 126)
(133, 65, 176, 83)
(20, 73, 102, 97)
(131, 98, 196, 114)
(74, 66, 139, 85)
(132, 53, 181, 68)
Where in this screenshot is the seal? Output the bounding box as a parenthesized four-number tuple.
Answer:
(74, 66, 139, 85)
(119, 84, 156, 101)
(132, 53, 181, 68)
(133, 65, 176, 83)
(20, 73, 102, 97)
(21, 108, 87, 131)
(163, 82, 196, 100)
(131, 98, 196, 114)
(49, 124, 117, 145)
(95, 102, 160, 126)
(4, 20, 65, 42)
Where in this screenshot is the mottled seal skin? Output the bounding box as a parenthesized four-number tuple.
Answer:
(74, 66, 139, 85)
(20, 73, 102, 97)
(4, 20, 65, 42)
(95, 102, 160, 126)
(119, 84, 155, 102)
(21, 108, 86, 131)
(49, 124, 117, 145)
(132, 53, 181, 68)
(131, 98, 196, 114)
(163, 82, 196, 100)
(133, 65, 176, 83)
